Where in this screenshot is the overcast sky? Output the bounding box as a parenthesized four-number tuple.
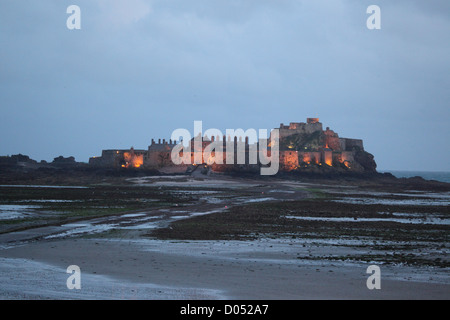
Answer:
(0, 0, 449, 171)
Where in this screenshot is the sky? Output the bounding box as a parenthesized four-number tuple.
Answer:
(0, 0, 449, 171)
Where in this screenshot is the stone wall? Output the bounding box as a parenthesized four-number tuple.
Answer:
(280, 150, 299, 171)
(339, 138, 364, 151)
(278, 120, 323, 139)
(145, 139, 177, 168)
(89, 149, 146, 168)
(324, 127, 341, 151)
(298, 151, 321, 165)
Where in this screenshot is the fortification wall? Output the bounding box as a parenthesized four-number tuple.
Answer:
(279, 122, 323, 139)
(89, 150, 120, 167)
(298, 151, 321, 165)
(280, 150, 299, 170)
(146, 139, 177, 168)
(89, 149, 146, 168)
(333, 151, 355, 164)
(340, 138, 364, 151)
(322, 149, 333, 166)
(324, 128, 341, 151)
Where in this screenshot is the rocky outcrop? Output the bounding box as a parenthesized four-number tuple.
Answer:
(354, 149, 377, 173)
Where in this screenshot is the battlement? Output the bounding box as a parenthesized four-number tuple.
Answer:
(307, 118, 320, 124)
(279, 118, 323, 139)
(150, 138, 177, 145)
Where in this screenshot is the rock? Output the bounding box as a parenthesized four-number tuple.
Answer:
(354, 150, 377, 173)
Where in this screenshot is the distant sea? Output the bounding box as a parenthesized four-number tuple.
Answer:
(382, 170, 450, 184)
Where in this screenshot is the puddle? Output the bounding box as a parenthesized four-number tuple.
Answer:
(170, 215, 190, 219)
(246, 197, 276, 203)
(285, 215, 450, 225)
(44, 223, 117, 239)
(0, 257, 225, 299)
(268, 189, 295, 193)
(0, 205, 40, 220)
(120, 213, 147, 218)
(0, 185, 88, 189)
(170, 190, 219, 194)
(332, 197, 450, 206)
(18, 200, 82, 203)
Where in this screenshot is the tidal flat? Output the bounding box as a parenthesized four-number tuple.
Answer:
(0, 175, 448, 299)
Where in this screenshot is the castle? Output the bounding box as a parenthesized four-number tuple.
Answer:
(89, 118, 376, 174)
(276, 118, 371, 172)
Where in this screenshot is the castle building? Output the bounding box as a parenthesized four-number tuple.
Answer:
(89, 147, 146, 168)
(89, 118, 375, 173)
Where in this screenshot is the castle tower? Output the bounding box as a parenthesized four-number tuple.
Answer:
(307, 118, 319, 124)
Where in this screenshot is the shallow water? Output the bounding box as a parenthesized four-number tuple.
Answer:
(0, 205, 40, 220)
(284, 215, 450, 226)
(0, 185, 88, 188)
(332, 197, 450, 206)
(0, 257, 225, 300)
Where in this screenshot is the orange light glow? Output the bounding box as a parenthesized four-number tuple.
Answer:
(282, 152, 299, 171)
(302, 153, 311, 164)
(123, 152, 144, 168)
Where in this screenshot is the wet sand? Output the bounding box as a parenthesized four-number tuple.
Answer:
(0, 176, 449, 300)
(0, 237, 448, 300)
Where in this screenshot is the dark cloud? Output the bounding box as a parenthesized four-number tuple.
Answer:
(0, 0, 448, 171)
